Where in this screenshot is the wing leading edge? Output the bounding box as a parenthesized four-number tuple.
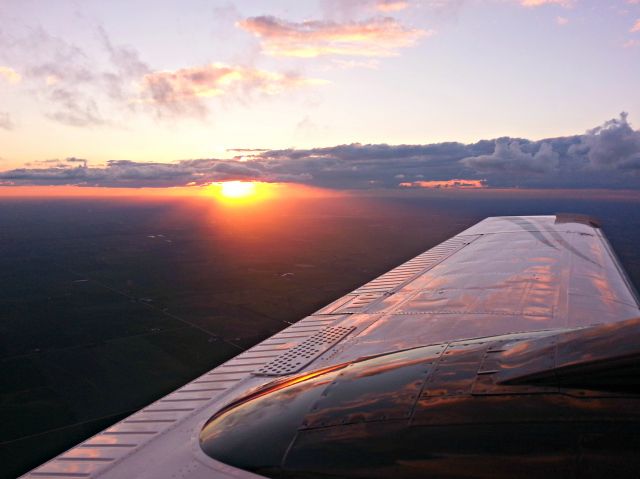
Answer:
(22, 215, 640, 479)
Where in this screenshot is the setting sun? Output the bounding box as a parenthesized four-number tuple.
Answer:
(204, 180, 279, 204)
(219, 181, 257, 199)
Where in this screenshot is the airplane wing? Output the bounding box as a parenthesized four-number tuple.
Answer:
(22, 215, 640, 478)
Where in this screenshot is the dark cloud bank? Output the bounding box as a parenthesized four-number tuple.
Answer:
(2, 113, 640, 190)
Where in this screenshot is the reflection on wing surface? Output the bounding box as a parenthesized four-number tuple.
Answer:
(201, 320, 640, 478)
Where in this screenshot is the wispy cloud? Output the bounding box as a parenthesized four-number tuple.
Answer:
(556, 16, 569, 25)
(141, 63, 326, 117)
(0, 66, 19, 130)
(520, 0, 574, 7)
(0, 26, 323, 125)
(0, 112, 14, 130)
(0, 27, 146, 127)
(631, 19, 640, 33)
(0, 66, 21, 84)
(319, 0, 413, 19)
(46, 88, 106, 127)
(237, 16, 430, 57)
(376, 1, 410, 12)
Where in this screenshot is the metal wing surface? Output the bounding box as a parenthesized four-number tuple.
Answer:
(21, 215, 640, 479)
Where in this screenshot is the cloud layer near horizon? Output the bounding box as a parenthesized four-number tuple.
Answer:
(1, 114, 639, 189)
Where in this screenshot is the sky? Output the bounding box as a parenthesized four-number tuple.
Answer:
(1, 0, 640, 190)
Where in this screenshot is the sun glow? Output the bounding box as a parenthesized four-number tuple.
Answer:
(205, 181, 278, 204)
(219, 181, 258, 199)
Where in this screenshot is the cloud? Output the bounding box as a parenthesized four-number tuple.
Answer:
(1, 26, 320, 125)
(0, 112, 14, 130)
(1, 114, 639, 189)
(0, 66, 21, 84)
(0, 27, 143, 127)
(25, 158, 89, 168)
(556, 16, 569, 25)
(0, 158, 310, 187)
(399, 179, 485, 188)
(461, 140, 559, 174)
(631, 19, 640, 33)
(237, 16, 430, 57)
(568, 112, 640, 170)
(141, 63, 325, 117)
(520, 0, 573, 7)
(318, 0, 409, 20)
(46, 88, 106, 127)
(66, 157, 88, 168)
(320, 0, 467, 18)
(376, 1, 410, 12)
(98, 26, 151, 104)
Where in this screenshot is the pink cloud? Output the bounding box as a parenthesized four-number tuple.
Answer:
(520, 0, 573, 7)
(399, 179, 486, 189)
(237, 16, 430, 57)
(631, 19, 640, 33)
(141, 63, 326, 116)
(375, 1, 409, 12)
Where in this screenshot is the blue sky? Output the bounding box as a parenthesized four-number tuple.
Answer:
(0, 0, 639, 189)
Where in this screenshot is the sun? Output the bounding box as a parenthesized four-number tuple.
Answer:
(219, 181, 258, 199)
(204, 181, 280, 204)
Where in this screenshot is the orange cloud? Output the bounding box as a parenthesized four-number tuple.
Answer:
(399, 179, 486, 189)
(237, 16, 430, 57)
(0, 66, 21, 84)
(631, 19, 640, 33)
(141, 63, 326, 115)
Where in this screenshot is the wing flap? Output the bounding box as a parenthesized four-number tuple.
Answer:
(499, 316, 640, 393)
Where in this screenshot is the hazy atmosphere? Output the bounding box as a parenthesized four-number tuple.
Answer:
(2, 1, 640, 478)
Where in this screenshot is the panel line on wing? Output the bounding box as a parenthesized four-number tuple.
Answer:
(314, 235, 480, 315)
